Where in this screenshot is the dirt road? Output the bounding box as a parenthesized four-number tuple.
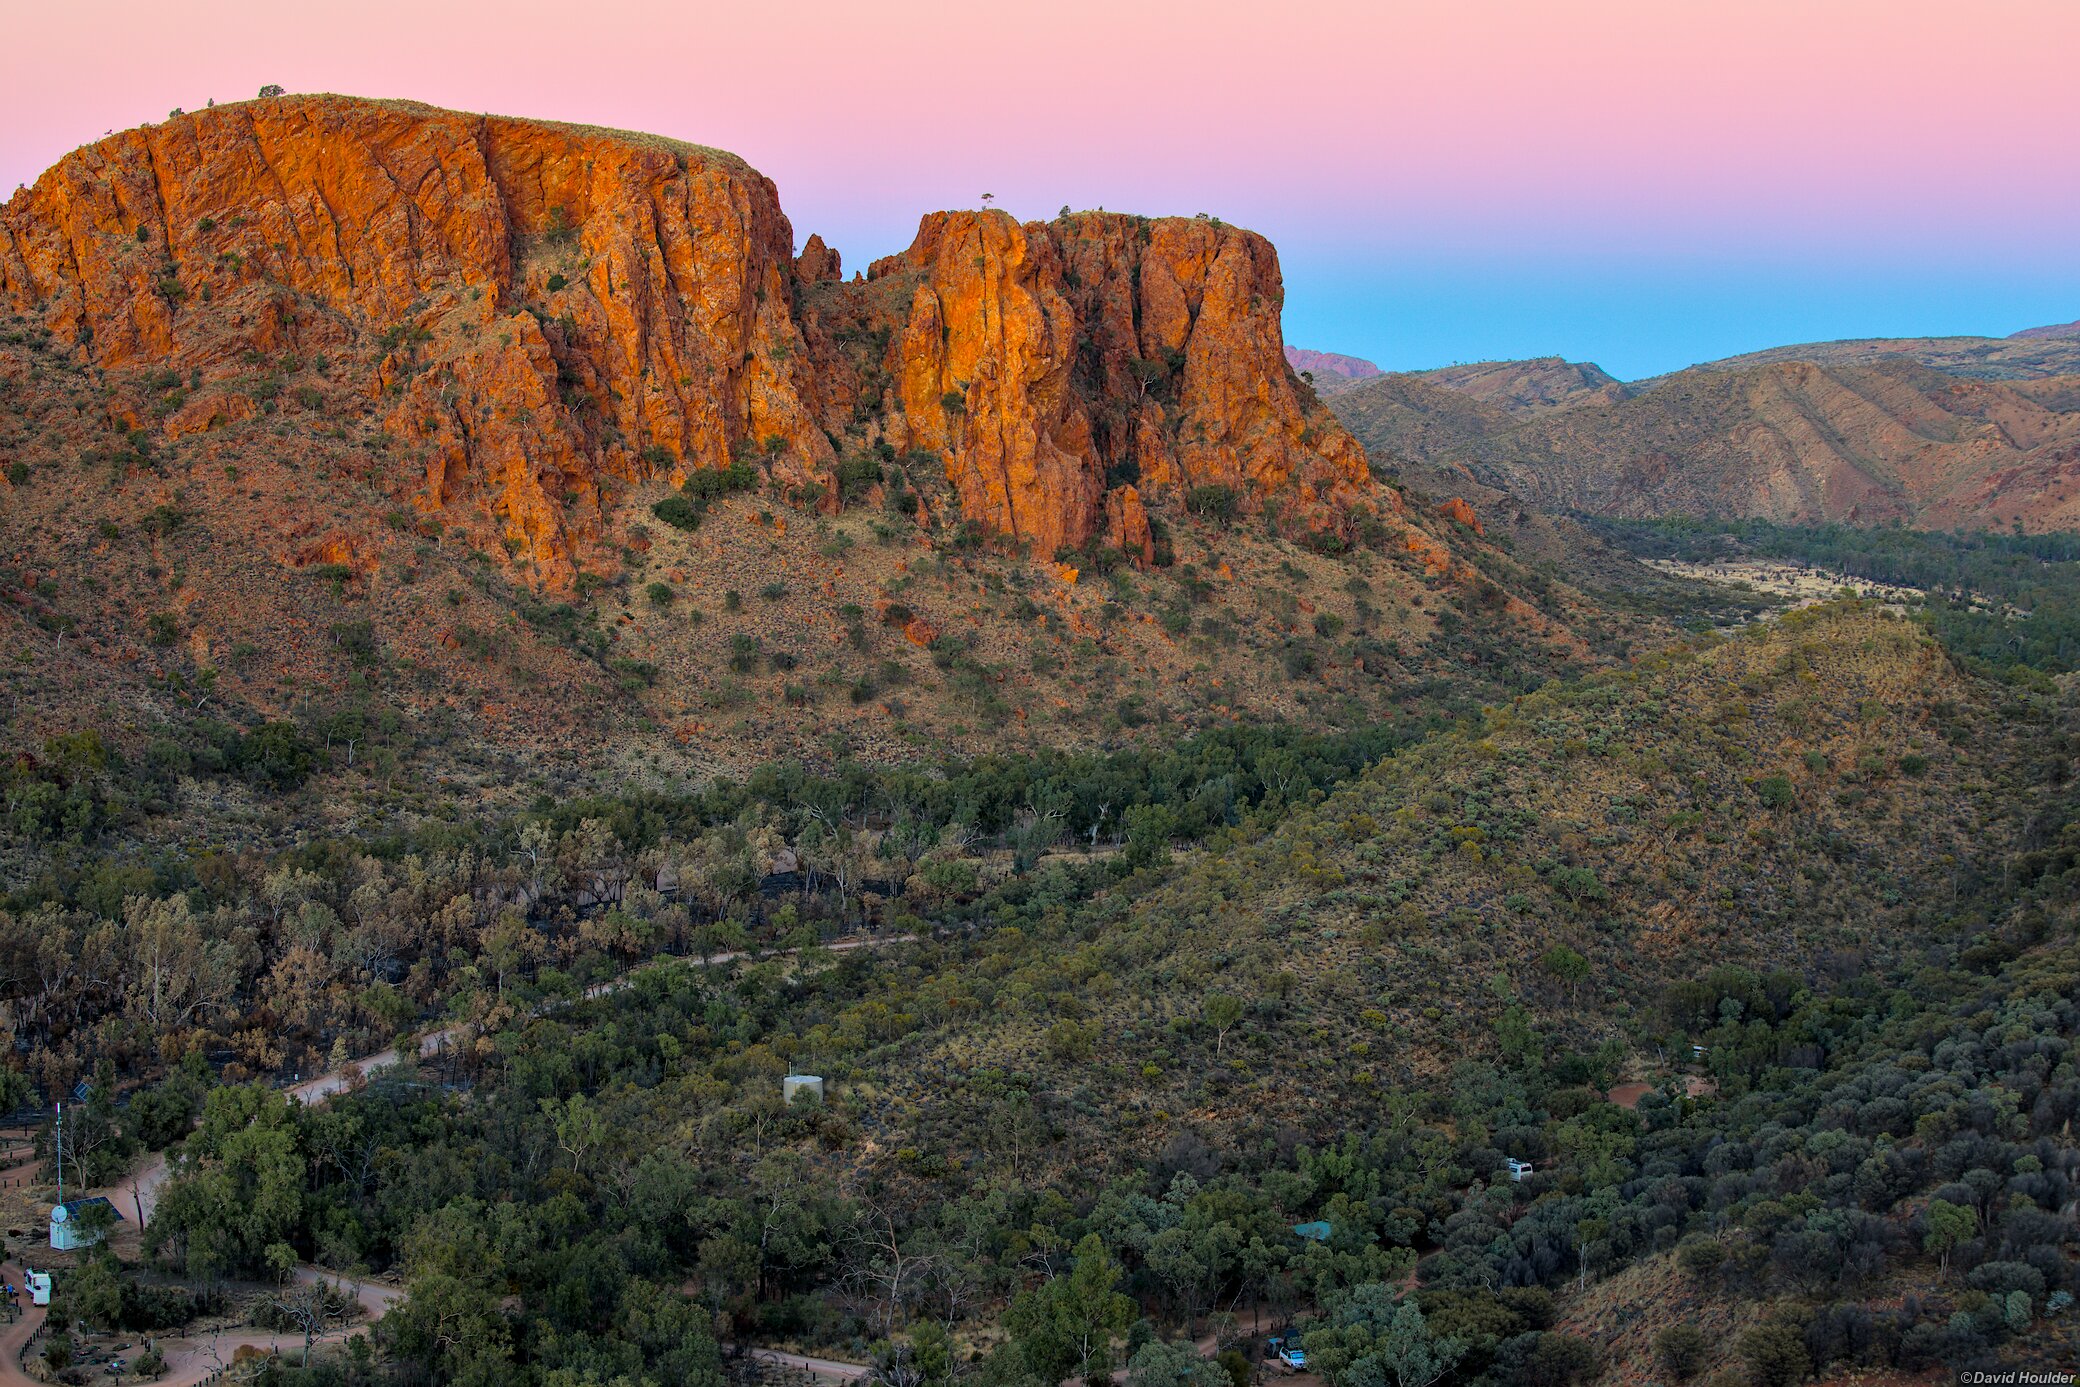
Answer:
(12, 932, 915, 1382)
(0, 1262, 45, 1387)
(89, 932, 911, 1228)
(749, 1347, 871, 1381)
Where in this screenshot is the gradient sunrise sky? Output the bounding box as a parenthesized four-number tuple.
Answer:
(5, 0, 2076, 379)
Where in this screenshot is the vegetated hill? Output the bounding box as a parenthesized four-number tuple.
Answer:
(0, 319, 1618, 863)
(154, 599, 2053, 1386)
(10, 600, 2075, 1385)
(2012, 319, 2080, 342)
(1412, 357, 1632, 416)
(1319, 371, 1518, 465)
(1331, 355, 2080, 532)
(0, 95, 1631, 858)
(864, 605, 2022, 1146)
(1285, 346, 1383, 396)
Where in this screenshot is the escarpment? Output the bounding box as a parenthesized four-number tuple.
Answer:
(847, 209, 1379, 560)
(2, 96, 1378, 587)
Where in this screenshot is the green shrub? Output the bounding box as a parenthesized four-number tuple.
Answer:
(836, 453, 884, 503)
(652, 460, 757, 532)
(1655, 1324, 1707, 1380)
(1187, 484, 1239, 524)
(609, 657, 658, 688)
(652, 494, 702, 531)
(1737, 1324, 1807, 1387)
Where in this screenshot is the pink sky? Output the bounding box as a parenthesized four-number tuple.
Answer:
(6, 0, 2078, 375)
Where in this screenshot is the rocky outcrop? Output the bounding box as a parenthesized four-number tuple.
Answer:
(796, 233, 842, 284)
(867, 211, 1103, 559)
(0, 96, 831, 584)
(1436, 496, 1484, 535)
(863, 210, 1377, 558)
(1, 99, 1383, 585)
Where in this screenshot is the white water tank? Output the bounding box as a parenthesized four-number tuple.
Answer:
(782, 1074, 825, 1104)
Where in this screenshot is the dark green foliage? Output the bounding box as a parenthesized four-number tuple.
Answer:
(1738, 1323, 1809, 1387)
(836, 452, 884, 503)
(330, 619, 378, 666)
(1754, 773, 1794, 808)
(1187, 484, 1240, 524)
(1597, 517, 2080, 676)
(652, 459, 759, 531)
(651, 492, 703, 531)
(1654, 1324, 1707, 1379)
(7, 598, 2076, 1384)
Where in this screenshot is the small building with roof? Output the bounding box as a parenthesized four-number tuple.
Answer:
(50, 1196, 123, 1250)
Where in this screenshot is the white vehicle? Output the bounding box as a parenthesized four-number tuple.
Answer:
(1268, 1334, 1305, 1373)
(26, 1270, 51, 1307)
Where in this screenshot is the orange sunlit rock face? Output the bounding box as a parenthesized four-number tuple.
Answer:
(865, 209, 1379, 561)
(2, 98, 1382, 587)
(0, 96, 830, 586)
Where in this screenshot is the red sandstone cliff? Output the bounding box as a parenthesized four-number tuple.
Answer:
(862, 210, 1378, 560)
(0, 97, 832, 585)
(1, 97, 1379, 585)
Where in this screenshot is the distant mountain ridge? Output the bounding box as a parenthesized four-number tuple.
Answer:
(1635, 329, 2080, 388)
(1283, 345, 1381, 380)
(1412, 356, 1631, 417)
(1329, 331, 2080, 533)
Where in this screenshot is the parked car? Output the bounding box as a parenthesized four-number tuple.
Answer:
(1267, 1334, 1306, 1373)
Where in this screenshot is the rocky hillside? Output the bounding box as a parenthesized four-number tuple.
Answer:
(0, 96, 1378, 590)
(0, 95, 1612, 804)
(1335, 353, 2080, 531)
(0, 98, 835, 589)
(1637, 329, 2080, 387)
(875, 605, 2013, 1127)
(1413, 356, 1631, 416)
